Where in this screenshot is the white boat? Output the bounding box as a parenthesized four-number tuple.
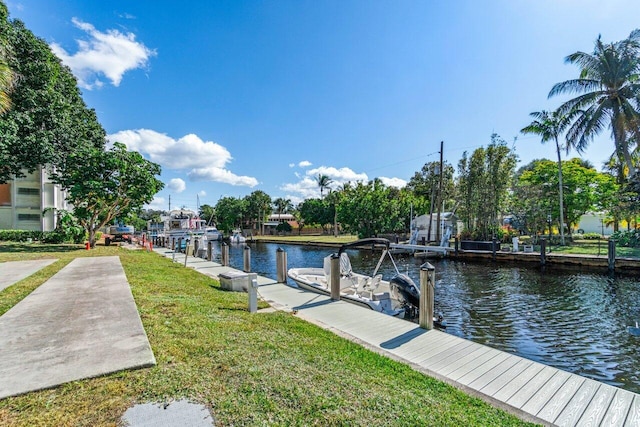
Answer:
(204, 226, 224, 241)
(230, 229, 246, 244)
(287, 238, 445, 327)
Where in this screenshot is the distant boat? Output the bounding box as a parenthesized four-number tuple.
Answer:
(230, 229, 246, 244)
(628, 321, 640, 336)
(204, 226, 224, 241)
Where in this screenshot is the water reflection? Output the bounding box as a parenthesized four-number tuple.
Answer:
(214, 241, 640, 393)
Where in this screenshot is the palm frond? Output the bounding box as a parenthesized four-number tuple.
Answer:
(548, 79, 601, 97)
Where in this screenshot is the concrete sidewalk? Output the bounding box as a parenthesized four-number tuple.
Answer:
(0, 256, 156, 399)
(0, 259, 58, 292)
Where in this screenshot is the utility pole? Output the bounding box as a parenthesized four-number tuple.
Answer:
(436, 141, 444, 244)
(168, 195, 171, 211)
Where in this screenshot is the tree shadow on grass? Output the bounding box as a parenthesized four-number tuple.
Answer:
(0, 242, 84, 253)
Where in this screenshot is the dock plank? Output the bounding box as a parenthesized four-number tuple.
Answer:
(479, 358, 533, 396)
(456, 351, 512, 387)
(624, 395, 640, 426)
(575, 384, 616, 426)
(521, 370, 571, 417)
(555, 380, 600, 426)
(448, 348, 503, 382)
(536, 375, 584, 423)
(432, 345, 493, 377)
(506, 366, 556, 409)
(492, 362, 546, 402)
(601, 389, 635, 426)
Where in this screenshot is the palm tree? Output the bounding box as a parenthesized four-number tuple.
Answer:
(549, 29, 640, 179)
(521, 110, 572, 245)
(273, 197, 292, 215)
(315, 174, 333, 197)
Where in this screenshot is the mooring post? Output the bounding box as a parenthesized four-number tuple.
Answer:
(492, 238, 497, 260)
(207, 240, 213, 261)
(540, 238, 547, 266)
(194, 237, 200, 257)
(248, 273, 258, 313)
(454, 237, 459, 256)
(243, 245, 251, 272)
(171, 237, 176, 251)
(419, 262, 435, 330)
(184, 243, 191, 267)
(608, 239, 616, 271)
(330, 253, 340, 300)
(276, 247, 287, 283)
(221, 243, 229, 266)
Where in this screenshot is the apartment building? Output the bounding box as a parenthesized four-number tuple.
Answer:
(0, 168, 68, 231)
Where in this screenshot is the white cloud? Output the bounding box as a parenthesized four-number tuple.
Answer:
(108, 129, 259, 188)
(289, 163, 295, 168)
(189, 167, 258, 187)
(198, 190, 207, 197)
(308, 166, 368, 183)
(379, 176, 407, 188)
(167, 178, 186, 193)
(298, 160, 312, 168)
(145, 196, 166, 211)
(50, 18, 155, 90)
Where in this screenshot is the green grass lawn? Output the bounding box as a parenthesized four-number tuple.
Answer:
(0, 243, 535, 426)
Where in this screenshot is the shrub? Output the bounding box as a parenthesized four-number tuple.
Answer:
(611, 230, 640, 247)
(0, 230, 44, 242)
(581, 232, 602, 240)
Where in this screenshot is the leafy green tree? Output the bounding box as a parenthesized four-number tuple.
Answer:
(406, 161, 456, 213)
(457, 134, 517, 240)
(53, 143, 164, 247)
(273, 197, 293, 215)
(298, 198, 332, 232)
(519, 158, 618, 237)
(198, 204, 216, 224)
(0, 14, 105, 182)
(215, 197, 247, 233)
(243, 190, 271, 231)
(0, 2, 15, 114)
(521, 110, 572, 244)
(337, 179, 407, 238)
(550, 29, 640, 178)
(315, 174, 333, 197)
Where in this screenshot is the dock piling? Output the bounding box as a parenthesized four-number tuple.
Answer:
(221, 243, 229, 266)
(248, 273, 258, 313)
(540, 238, 547, 265)
(330, 254, 340, 300)
(276, 247, 287, 283)
(207, 240, 213, 261)
(243, 245, 251, 272)
(608, 239, 616, 271)
(419, 262, 435, 330)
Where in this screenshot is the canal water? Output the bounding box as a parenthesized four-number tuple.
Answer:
(218, 241, 640, 394)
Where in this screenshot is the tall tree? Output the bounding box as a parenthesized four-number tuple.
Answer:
(198, 204, 216, 224)
(53, 143, 164, 248)
(244, 190, 271, 231)
(0, 2, 15, 114)
(315, 174, 333, 197)
(549, 29, 640, 178)
(521, 110, 572, 245)
(0, 16, 105, 182)
(215, 197, 247, 233)
(273, 197, 293, 215)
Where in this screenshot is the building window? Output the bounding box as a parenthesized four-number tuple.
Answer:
(0, 184, 9, 206)
(17, 187, 40, 196)
(18, 213, 41, 221)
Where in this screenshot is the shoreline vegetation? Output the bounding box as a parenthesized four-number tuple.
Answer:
(0, 242, 535, 426)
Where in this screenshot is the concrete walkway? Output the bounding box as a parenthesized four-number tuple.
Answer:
(0, 256, 156, 399)
(0, 259, 57, 292)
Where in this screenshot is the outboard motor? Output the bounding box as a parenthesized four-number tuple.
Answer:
(389, 273, 420, 312)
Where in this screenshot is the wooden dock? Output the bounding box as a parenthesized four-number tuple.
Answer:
(153, 247, 640, 426)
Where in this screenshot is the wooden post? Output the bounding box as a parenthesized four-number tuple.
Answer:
(171, 237, 176, 251)
(492, 238, 497, 260)
(540, 238, 547, 266)
(207, 240, 213, 262)
(421, 236, 426, 246)
(454, 237, 459, 256)
(194, 237, 199, 257)
(221, 243, 229, 266)
(243, 245, 251, 272)
(419, 262, 435, 330)
(276, 247, 287, 283)
(608, 239, 616, 271)
(330, 254, 340, 300)
(184, 243, 191, 267)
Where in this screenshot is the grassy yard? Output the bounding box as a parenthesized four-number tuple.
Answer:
(0, 243, 535, 426)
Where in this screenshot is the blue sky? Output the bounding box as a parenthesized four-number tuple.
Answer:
(6, 1, 640, 211)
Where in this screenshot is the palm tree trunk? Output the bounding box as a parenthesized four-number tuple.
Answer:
(555, 137, 566, 246)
